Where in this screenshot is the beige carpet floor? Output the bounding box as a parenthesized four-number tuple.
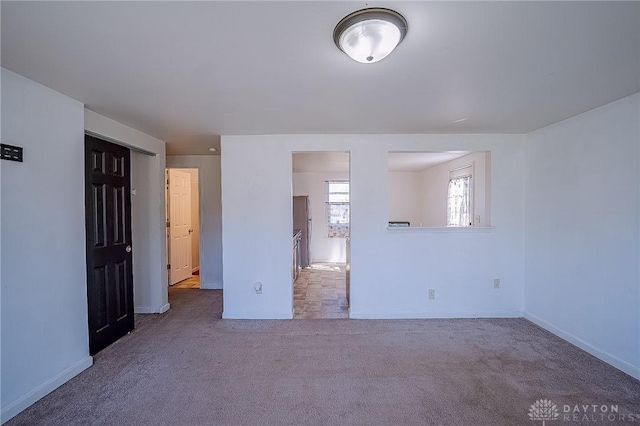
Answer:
(6, 288, 640, 426)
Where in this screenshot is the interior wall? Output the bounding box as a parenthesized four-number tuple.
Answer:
(525, 93, 640, 380)
(84, 109, 167, 314)
(388, 172, 423, 226)
(1, 68, 92, 423)
(293, 171, 349, 263)
(131, 151, 153, 310)
(421, 152, 489, 227)
(166, 156, 223, 289)
(221, 134, 526, 319)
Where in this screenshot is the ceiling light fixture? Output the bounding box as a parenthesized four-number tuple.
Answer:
(333, 8, 408, 64)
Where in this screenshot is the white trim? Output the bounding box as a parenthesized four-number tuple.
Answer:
(349, 310, 522, 319)
(524, 312, 640, 381)
(449, 161, 474, 179)
(1, 356, 93, 424)
(222, 311, 294, 319)
(84, 130, 156, 156)
(135, 303, 170, 314)
(387, 226, 495, 233)
(165, 162, 209, 300)
(199, 281, 223, 290)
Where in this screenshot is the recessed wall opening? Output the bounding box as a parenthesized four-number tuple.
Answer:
(292, 152, 351, 319)
(388, 151, 491, 228)
(166, 168, 201, 289)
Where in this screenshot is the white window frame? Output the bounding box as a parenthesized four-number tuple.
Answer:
(447, 163, 474, 227)
(326, 180, 349, 237)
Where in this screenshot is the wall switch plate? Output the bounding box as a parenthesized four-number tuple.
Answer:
(254, 281, 262, 294)
(428, 289, 435, 299)
(1, 144, 23, 162)
(494, 279, 501, 289)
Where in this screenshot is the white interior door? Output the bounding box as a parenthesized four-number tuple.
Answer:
(169, 169, 192, 285)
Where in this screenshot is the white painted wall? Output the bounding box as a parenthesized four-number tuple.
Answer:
(131, 151, 153, 309)
(525, 93, 640, 380)
(389, 172, 423, 226)
(166, 156, 223, 289)
(293, 172, 349, 263)
(421, 152, 490, 227)
(221, 134, 526, 319)
(0, 69, 92, 423)
(85, 110, 168, 314)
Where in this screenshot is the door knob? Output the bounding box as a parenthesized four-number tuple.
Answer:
(188, 229, 193, 234)
(126, 245, 132, 253)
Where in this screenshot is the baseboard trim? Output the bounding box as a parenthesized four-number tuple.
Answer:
(199, 281, 223, 290)
(1, 356, 93, 424)
(524, 312, 640, 381)
(349, 310, 523, 319)
(136, 304, 170, 314)
(222, 311, 293, 319)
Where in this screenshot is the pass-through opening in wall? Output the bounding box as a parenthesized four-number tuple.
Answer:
(292, 151, 351, 319)
(387, 151, 492, 228)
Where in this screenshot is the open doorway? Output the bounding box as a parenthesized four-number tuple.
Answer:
(166, 168, 201, 289)
(292, 152, 350, 319)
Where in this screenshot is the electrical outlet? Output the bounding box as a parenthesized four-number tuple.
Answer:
(428, 289, 435, 300)
(475, 215, 481, 224)
(254, 281, 263, 294)
(494, 279, 501, 289)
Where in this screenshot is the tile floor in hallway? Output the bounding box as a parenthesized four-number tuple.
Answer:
(172, 275, 200, 289)
(294, 263, 349, 319)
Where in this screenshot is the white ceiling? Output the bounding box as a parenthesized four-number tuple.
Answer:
(293, 152, 350, 173)
(292, 151, 470, 172)
(165, 134, 221, 156)
(388, 152, 471, 172)
(2, 2, 639, 152)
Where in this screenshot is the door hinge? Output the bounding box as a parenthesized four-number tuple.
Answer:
(166, 221, 170, 228)
(167, 264, 171, 270)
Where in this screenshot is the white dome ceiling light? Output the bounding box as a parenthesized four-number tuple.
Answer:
(333, 8, 408, 64)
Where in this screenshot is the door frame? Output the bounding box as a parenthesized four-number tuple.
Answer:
(84, 134, 134, 354)
(166, 167, 201, 287)
(85, 112, 169, 316)
(290, 150, 351, 319)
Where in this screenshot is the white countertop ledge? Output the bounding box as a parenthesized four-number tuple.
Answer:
(387, 226, 495, 233)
